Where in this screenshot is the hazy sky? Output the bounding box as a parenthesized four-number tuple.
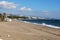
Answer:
(0, 0, 60, 19)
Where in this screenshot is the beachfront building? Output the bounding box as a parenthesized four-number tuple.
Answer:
(31, 16, 38, 19)
(28, 16, 32, 20)
(38, 17, 45, 20)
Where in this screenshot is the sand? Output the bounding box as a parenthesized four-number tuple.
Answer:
(0, 20, 60, 40)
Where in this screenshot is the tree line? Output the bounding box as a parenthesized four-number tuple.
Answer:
(0, 13, 28, 21)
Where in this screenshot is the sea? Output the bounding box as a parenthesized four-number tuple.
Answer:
(21, 19, 60, 28)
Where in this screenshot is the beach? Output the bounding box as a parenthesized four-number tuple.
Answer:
(0, 20, 60, 40)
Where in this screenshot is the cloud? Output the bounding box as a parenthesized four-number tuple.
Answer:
(0, 1, 17, 9)
(19, 7, 32, 11)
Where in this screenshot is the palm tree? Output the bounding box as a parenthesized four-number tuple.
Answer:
(1, 13, 6, 21)
(0, 13, 2, 21)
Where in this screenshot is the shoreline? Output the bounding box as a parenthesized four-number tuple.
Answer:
(20, 20, 60, 29)
(0, 20, 60, 40)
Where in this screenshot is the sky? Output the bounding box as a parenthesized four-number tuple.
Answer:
(0, 0, 60, 19)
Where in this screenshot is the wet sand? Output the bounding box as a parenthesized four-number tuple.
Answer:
(0, 20, 60, 40)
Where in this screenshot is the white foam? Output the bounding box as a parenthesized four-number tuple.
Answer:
(42, 23, 46, 25)
(23, 21, 30, 23)
(41, 23, 60, 28)
(20, 21, 60, 29)
(33, 23, 38, 24)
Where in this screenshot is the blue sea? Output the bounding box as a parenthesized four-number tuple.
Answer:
(21, 19, 60, 28)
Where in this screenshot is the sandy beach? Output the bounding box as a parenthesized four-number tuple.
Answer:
(0, 20, 60, 40)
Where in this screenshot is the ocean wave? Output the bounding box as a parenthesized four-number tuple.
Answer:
(20, 21, 60, 29)
(23, 21, 31, 23)
(41, 23, 60, 28)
